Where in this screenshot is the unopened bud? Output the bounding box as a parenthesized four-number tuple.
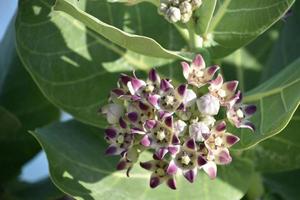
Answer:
(189, 122, 210, 142)
(191, 0, 202, 9)
(179, 1, 192, 14)
(159, 3, 168, 14)
(197, 94, 220, 116)
(181, 12, 192, 23)
(166, 7, 181, 23)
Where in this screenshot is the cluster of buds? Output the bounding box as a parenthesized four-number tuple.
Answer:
(158, 0, 202, 23)
(101, 54, 256, 189)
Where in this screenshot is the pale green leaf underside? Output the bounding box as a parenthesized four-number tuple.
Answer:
(233, 58, 300, 149)
(54, 0, 189, 60)
(31, 120, 253, 200)
(206, 0, 295, 58)
(252, 111, 300, 173)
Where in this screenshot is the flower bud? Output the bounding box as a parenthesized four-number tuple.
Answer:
(191, 0, 202, 9)
(181, 12, 192, 23)
(197, 94, 220, 116)
(166, 7, 181, 23)
(179, 1, 192, 14)
(189, 122, 210, 142)
(174, 120, 187, 136)
(201, 115, 216, 127)
(101, 104, 124, 124)
(158, 3, 168, 14)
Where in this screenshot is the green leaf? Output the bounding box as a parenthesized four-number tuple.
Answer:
(221, 23, 282, 92)
(16, 0, 185, 128)
(31, 120, 254, 200)
(54, 0, 189, 60)
(195, 0, 217, 35)
(248, 109, 300, 173)
(0, 16, 60, 182)
(261, 0, 300, 81)
(263, 169, 300, 200)
(2, 178, 66, 200)
(205, 0, 295, 58)
(233, 58, 300, 149)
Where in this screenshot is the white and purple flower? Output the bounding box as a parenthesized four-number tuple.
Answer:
(100, 54, 256, 189)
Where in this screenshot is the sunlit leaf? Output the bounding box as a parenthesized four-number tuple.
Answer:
(31, 120, 254, 200)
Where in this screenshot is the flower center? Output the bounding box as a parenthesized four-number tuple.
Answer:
(165, 95, 175, 105)
(157, 168, 165, 177)
(145, 84, 155, 93)
(156, 130, 166, 141)
(217, 89, 226, 98)
(236, 109, 244, 118)
(117, 135, 124, 144)
(195, 70, 204, 77)
(181, 155, 191, 165)
(215, 137, 223, 146)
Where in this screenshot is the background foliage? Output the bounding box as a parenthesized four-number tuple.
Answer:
(0, 0, 300, 199)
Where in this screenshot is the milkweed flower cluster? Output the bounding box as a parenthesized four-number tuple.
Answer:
(158, 0, 202, 23)
(101, 54, 256, 190)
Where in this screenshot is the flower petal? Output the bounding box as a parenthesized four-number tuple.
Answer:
(197, 155, 207, 166)
(127, 112, 138, 123)
(150, 175, 162, 188)
(147, 94, 160, 107)
(239, 121, 256, 132)
(203, 161, 217, 179)
(127, 78, 146, 95)
(155, 148, 169, 160)
(145, 120, 157, 129)
(215, 121, 227, 132)
(148, 68, 160, 83)
(105, 145, 119, 155)
(224, 133, 240, 147)
(105, 128, 117, 139)
(215, 148, 232, 165)
(101, 104, 124, 124)
(167, 160, 178, 175)
(204, 65, 219, 80)
(167, 177, 177, 190)
(140, 160, 156, 171)
(177, 84, 187, 97)
(192, 54, 205, 69)
(183, 89, 197, 107)
(185, 138, 196, 150)
(181, 61, 190, 79)
(164, 116, 173, 128)
(209, 74, 223, 90)
(184, 168, 197, 183)
(160, 79, 173, 92)
(243, 105, 257, 116)
(119, 117, 127, 129)
(140, 135, 151, 147)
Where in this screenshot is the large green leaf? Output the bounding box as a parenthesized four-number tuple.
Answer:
(221, 22, 281, 92)
(233, 59, 300, 149)
(261, 0, 300, 81)
(263, 169, 300, 200)
(31, 120, 254, 200)
(0, 16, 60, 182)
(16, 0, 185, 128)
(204, 0, 294, 58)
(195, 0, 217, 35)
(54, 0, 189, 60)
(248, 110, 300, 173)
